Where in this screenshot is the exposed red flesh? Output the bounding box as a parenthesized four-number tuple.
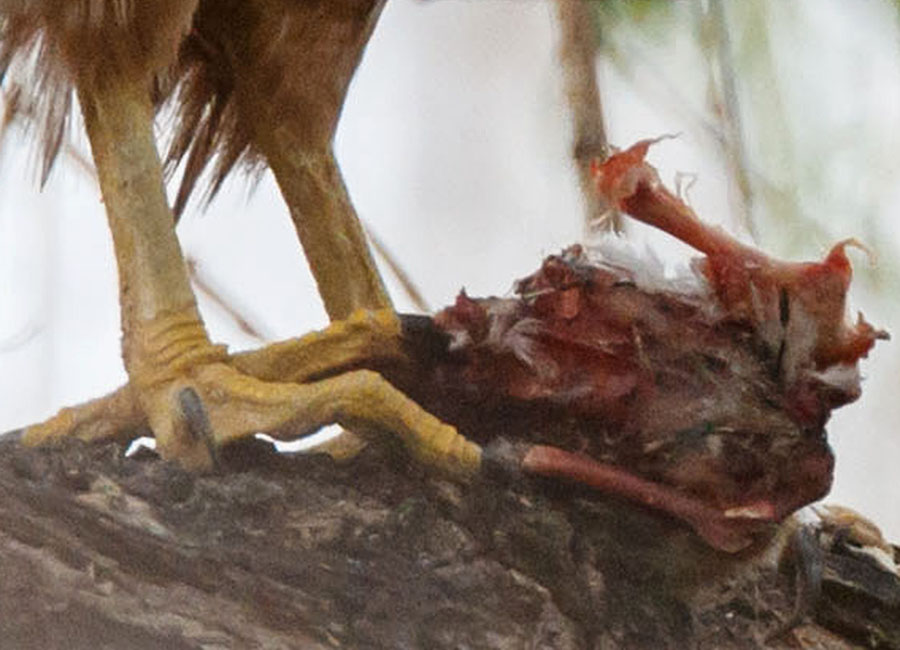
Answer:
(382, 139, 885, 553)
(592, 139, 887, 371)
(522, 444, 770, 552)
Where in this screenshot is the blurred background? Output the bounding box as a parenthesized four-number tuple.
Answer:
(1, 0, 899, 538)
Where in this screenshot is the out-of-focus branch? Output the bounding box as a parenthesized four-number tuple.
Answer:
(695, 0, 757, 240)
(183, 224, 433, 349)
(733, 2, 807, 254)
(186, 258, 272, 344)
(183, 222, 432, 348)
(363, 224, 430, 314)
(554, 0, 620, 234)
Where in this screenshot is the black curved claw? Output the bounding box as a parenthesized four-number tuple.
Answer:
(398, 313, 452, 364)
(481, 438, 530, 484)
(791, 523, 825, 612)
(177, 387, 220, 470)
(767, 522, 824, 641)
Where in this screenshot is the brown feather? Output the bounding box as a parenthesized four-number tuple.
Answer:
(164, 0, 384, 216)
(1, 1, 383, 198)
(0, 0, 197, 182)
(165, 19, 258, 217)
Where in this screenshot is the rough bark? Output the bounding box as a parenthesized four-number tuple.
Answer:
(1, 433, 898, 649)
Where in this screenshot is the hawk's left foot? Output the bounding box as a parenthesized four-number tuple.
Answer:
(23, 309, 481, 477)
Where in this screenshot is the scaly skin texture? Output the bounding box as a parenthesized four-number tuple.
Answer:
(23, 306, 481, 479)
(10, 2, 483, 477)
(22, 308, 410, 446)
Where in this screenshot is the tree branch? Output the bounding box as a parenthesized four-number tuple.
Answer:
(1, 434, 897, 649)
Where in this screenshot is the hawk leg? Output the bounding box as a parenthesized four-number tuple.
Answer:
(19, 64, 481, 476)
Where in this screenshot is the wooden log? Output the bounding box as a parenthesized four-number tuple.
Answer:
(0, 432, 897, 649)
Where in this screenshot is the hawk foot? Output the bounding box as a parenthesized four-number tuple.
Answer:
(22, 309, 481, 476)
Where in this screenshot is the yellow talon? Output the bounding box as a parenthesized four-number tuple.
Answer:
(6, 1, 484, 482)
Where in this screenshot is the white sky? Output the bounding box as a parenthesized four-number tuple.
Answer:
(2, 0, 900, 540)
